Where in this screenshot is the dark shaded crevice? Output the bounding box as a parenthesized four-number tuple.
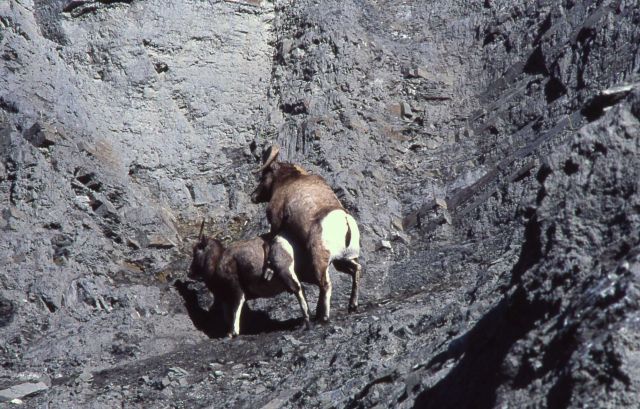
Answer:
(0, 96, 19, 113)
(42, 296, 58, 313)
(63, 0, 134, 18)
(413, 289, 554, 409)
(581, 90, 633, 122)
(345, 372, 396, 409)
(563, 159, 579, 175)
(23, 123, 54, 148)
(0, 296, 16, 327)
(510, 213, 542, 285)
(32, 0, 69, 45)
(523, 46, 548, 76)
(280, 100, 308, 115)
(545, 77, 567, 103)
(532, 13, 552, 46)
(547, 370, 574, 409)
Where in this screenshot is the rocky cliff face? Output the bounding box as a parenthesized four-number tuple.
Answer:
(1, 0, 639, 407)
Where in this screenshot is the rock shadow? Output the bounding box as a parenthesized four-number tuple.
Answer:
(174, 280, 301, 338)
(412, 287, 555, 409)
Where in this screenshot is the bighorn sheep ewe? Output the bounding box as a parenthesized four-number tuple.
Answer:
(189, 221, 311, 337)
(251, 145, 361, 322)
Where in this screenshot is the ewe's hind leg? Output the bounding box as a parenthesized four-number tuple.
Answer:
(283, 270, 311, 330)
(273, 263, 311, 329)
(270, 237, 311, 329)
(333, 258, 362, 312)
(228, 294, 245, 337)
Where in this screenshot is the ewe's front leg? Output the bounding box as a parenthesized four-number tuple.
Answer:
(228, 294, 245, 337)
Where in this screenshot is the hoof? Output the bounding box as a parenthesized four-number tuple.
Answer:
(300, 320, 312, 331)
(317, 315, 330, 324)
(348, 304, 358, 313)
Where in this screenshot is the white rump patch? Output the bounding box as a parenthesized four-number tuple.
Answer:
(320, 209, 360, 262)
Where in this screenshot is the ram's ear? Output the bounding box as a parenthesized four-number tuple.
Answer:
(254, 144, 280, 174)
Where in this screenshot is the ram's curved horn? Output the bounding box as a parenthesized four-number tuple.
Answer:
(198, 218, 206, 241)
(253, 145, 280, 173)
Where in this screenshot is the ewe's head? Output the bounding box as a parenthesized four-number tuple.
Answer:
(188, 220, 223, 280)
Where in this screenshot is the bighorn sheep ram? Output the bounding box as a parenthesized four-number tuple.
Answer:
(251, 145, 361, 322)
(189, 221, 311, 337)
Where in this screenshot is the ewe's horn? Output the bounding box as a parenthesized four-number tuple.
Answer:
(198, 218, 206, 240)
(253, 145, 280, 173)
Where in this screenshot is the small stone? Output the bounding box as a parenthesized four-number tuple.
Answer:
(282, 334, 302, 346)
(208, 362, 223, 370)
(126, 238, 141, 250)
(425, 139, 440, 150)
(414, 67, 428, 78)
(23, 123, 56, 148)
(160, 377, 171, 388)
(400, 102, 413, 119)
(92, 198, 118, 219)
(77, 370, 93, 383)
(392, 232, 410, 244)
(147, 235, 176, 249)
(391, 217, 404, 231)
(73, 195, 91, 211)
(435, 197, 448, 210)
(213, 370, 224, 377)
(402, 66, 428, 79)
(169, 366, 188, 375)
(378, 240, 392, 250)
(63, 1, 88, 12)
(0, 382, 49, 402)
(10, 398, 23, 405)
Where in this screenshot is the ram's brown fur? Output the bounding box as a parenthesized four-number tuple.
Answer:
(251, 146, 362, 322)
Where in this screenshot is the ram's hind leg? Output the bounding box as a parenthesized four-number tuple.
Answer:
(312, 252, 332, 323)
(333, 258, 361, 312)
(317, 266, 332, 323)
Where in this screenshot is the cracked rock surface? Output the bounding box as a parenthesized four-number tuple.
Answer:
(1, 0, 639, 407)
